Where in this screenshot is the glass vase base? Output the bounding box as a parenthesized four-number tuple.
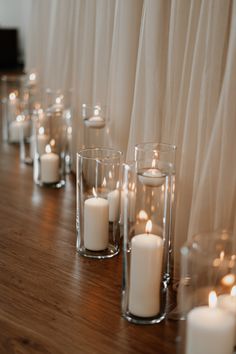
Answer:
(77, 244, 119, 259)
(122, 311, 166, 325)
(36, 180, 66, 189)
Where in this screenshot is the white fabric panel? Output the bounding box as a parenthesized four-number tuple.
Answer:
(126, 0, 171, 158)
(106, 0, 143, 152)
(188, 0, 236, 236)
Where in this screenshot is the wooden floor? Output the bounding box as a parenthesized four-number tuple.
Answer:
(0, 139, 179, 353)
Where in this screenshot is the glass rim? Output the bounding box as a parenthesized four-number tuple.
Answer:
(77, 147, 123, 162)
(135, 142, 177, 152)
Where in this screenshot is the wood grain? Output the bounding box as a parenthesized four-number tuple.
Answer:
(0, 139, 179, 354)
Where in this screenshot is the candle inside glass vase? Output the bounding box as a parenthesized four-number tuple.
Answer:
(129, 220, 164, 317)
(138, 160, 166, 187)
(186, 291, 235, 354)
(84, 187, 109, 251)
(40, 144, 60, 184)
(217, 285, 236, 346)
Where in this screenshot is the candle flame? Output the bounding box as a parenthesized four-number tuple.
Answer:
(145, 220, 152, 234)
(231, 285, 236, 296)
(67, 126, 72, 135)
(109, 171, 112, 179)
(29, 73, 36, 81)
(9, 92, 16, 100)
(45, 144, 51, 154)
(138, 210, 148, 221)
(55, 96, 61, 104)
(209, 291, 217, 308)
(50, 139, 56, 147)
(154, 150, 159, 158)
(102, 177, 106, 187)
(220, 251, 225, 261)
(16, 115, 24, 122)
(94, 105, 101, 116)
(65, 111, 71, 119)
(221, 274, 235, 287)
(92, 187, 97, 198)
(39, 126, 44, 135)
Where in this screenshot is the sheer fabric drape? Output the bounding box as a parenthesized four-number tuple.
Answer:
(26, 0, 236, 272)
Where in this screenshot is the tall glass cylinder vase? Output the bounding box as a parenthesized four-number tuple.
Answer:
(135, 142, 177, 283)
(33, 105, 67, 188)
(76, 148, 122, 259)
(45, 89, 73, 173)
(177, 231, 236, 354)
(122, 161, 170, 324)
(82, 104, 106, 148)
(1, 74, 27, 142)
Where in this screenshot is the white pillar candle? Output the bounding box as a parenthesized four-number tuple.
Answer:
(218, 286, 236, 346)
(9, 116, 30, 143)
(84, 116, 105, 129)
(186, 292, 235, 354)
(41, 145, 59, 183)
(30, 127, 48, 159)
(129, 220, 163, 317)
(107, 189, 120, 222)
(37, 127, 49, 156)
(84, 190, 109, 251)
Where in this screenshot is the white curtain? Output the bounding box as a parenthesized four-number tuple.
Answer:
(26, 0, 236, 273)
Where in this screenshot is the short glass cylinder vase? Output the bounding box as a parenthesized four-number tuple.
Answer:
(82, 104, 106, 148)
(135, 142, 177, 284)
(121, 161, 170, 324)
(45, 89, 73, 173)
(76, 148, 122, 259)
(33, 106, 67, 188)
(177, 231, 236, 354)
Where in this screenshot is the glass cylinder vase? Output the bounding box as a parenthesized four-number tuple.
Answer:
(76, 148, 122, 259)
(33, 104, 67, 188)
(177, 231, 236, 354)
(1, 74, 29, 143)
(135, 142, 177, 283)
(121, 161, 170, 324)
(45, 89, 73, 173)
(82, 104, 106, 148)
